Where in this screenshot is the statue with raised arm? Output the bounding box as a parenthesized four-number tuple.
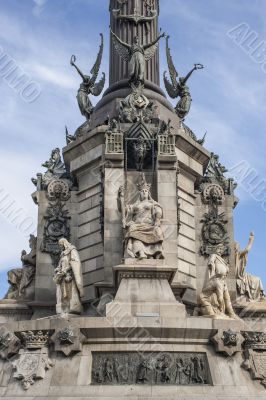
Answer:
(4, 235, 37, 301)
(164, 36, 203, 120)
(235, 232, 265, 302)
(70, 33, 105, 121)
(111, 28, 165, 86)
(118, 174, 164, 260)
(53, 238, 84, 315)
(199, 246, 238, 319)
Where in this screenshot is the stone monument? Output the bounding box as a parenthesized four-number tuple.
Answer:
(0, 0, 266, 399)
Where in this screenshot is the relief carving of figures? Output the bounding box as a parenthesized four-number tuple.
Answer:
(235, 232, 265, 303)
(4, 235, 37, 301)
(92, 352, 210, 385)
(111, 28, 165, 86)
(70, 34, 105, 121)
(53, 239, 84, 315)
(32, 148, 71, 189)
(164, 36, 203, 120)
(118, 174, 164, 260)
(199, 248, 238, 320)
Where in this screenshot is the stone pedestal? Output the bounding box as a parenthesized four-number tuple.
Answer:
(106, 259, 186, 319)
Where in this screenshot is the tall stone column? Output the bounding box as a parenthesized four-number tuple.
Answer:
(109, 0, 160, 86)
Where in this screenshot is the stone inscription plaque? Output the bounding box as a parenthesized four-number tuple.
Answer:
(92, 352, 212, 385)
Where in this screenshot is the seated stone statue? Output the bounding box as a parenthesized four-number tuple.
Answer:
(199, 246, 238, 319)
(119, 174, 164, 260)
(235, 232, 265, 302)
(4, 235, 37, 301)
(53, 238, 84, 315)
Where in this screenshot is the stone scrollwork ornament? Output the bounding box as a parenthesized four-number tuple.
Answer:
(118, 173, 164, 260)
(42, 197, 71, 267)
(200, 183, 230, 257)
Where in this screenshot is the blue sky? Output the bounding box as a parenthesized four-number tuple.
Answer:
(0, 0, 266, 298)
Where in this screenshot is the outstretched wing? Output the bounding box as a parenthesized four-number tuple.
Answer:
(91, 72, 106, 96)
(163, 36, 179, 98)
(90, 33, 104, 86)
(144, 42, 159, 61)
(111, 31, 131, 61)
(163, 72, 179, 99)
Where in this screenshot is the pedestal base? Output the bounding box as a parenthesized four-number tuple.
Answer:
(106, 259, 186, 319)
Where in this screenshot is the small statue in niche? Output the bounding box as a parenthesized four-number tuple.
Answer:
(70, 33, 105, 121)
(53, 238, 84, 315)
(118, 174, 164, 260)
(164, 36, 203, 120)
(111, 28, 165, 86)
(235, 231, 265, 302)
(4, 235, 37, 301)
(199, 246, 238, 319)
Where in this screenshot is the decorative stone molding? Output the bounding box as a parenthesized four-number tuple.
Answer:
(211, 329, 244, 357)
(0, 327, 21, 360)
(51, 327, 86, 357)
(41, 197, 71, 267)
(243, 331, 266, 350)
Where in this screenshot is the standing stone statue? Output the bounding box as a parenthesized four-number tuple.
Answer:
(111, 28, 165, 86)
(118, 174, 164, 260)
(164, 36, 203, 120)
(53, 238, 84, 315)
(199, 247, 238, 319)
(4, 235, 37, 301)
(70, 33, 105, 121)
(235, 232, 265, 302)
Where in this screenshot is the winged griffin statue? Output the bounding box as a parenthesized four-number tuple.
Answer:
(70, 33, 105, 121)
(163, 36, 203, 120)
(110, 28, 165, 86)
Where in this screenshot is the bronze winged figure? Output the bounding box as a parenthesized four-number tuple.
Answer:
(163, 36, 203, 120)
(111, 28, 165, 86)
(70, 33, 105, 121)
